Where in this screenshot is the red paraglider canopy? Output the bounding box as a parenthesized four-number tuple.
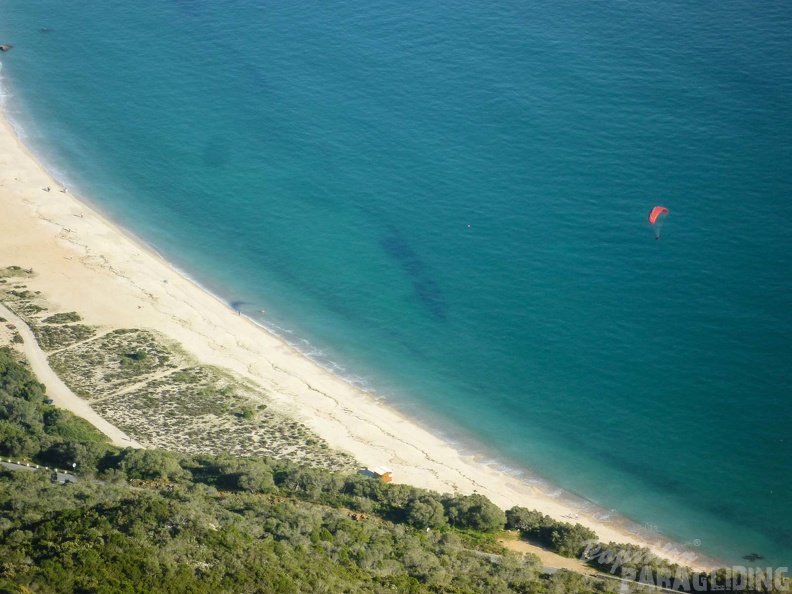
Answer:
(648, 206, 669, 224)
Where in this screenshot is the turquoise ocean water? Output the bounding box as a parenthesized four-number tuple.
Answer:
(1, 0, 790, 565)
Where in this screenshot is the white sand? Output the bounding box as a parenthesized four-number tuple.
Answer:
(0, 106, 714, 571)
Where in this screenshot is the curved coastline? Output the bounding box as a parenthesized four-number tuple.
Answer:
(0, 97, 720, 571)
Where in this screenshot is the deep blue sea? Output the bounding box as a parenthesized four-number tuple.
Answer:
(1, 0, 790, 566)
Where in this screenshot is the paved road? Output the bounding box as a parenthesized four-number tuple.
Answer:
(1, 460, 78, 483)
(0, 301, 143, 448)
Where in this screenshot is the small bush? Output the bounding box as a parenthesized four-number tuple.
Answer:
(42, 312, 82, 324)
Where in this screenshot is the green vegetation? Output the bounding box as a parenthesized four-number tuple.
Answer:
(0, 267, 44, 319)
(33, 309, 355, 467)
(0, 472, 552, 594)
(0, 348, 113, 468)
(90, 363, 355, 469)
(33, 322, 97, 351)
(42, 311, 82, 324)
(49, 329, 178, 397)
(0, 273, 356, 469)
(506, 507, 597, 558)
(0, 265, 27, 277)
(0, 347, 612, 593)
(30, 311, 96, 351)
(0, 271, 96, 352)
(0, 347, 787, 593)
(5, 297, 45, 317)
(1, 269, 786, 592)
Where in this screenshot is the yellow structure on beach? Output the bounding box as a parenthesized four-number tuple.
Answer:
(371, 466, 393, 483)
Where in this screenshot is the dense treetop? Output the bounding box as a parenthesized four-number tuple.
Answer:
(0, 348, 784, 593)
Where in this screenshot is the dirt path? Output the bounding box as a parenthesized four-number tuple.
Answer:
(498, 536, 600, 575)
(0, 301, 143, 448)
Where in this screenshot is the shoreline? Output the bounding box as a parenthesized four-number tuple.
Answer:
(0, 101, 718, 571)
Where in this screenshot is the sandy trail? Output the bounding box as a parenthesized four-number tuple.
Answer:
(0, 301, 143, 448)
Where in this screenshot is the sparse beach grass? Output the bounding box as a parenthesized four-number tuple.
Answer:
(49, 328, 180, 398)
(94, 365, 355, 470)
(33, 323, 98, 351)
(42, 311, 83, 324)
(2, 287, 46, 318)
(0, 264, 356, 472)
(0, 318, 20, 348)
(0, 266, 98, 350)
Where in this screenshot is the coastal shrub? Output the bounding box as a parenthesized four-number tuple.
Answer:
(38, 440, 115, 475)
(44, 412, 107, 444)
(506, 506, 597, 558)
(585, 541, 677, 575)
(235, 465, 276, 493)
(205, 457, 276, 493)
(0, 348, 116, 472)
(326, 474, 507, 532)
(550, 523, 598, 558)
(584, 543, 755, 594)
(120, 350, 149, 369)
(0, 469, 582, 594)
(0, 348, 46, 402)
(405, 495, 447, 529)
(119, 449, 189, 482)
(7, 290, 31, 299)
(0, 347, 760, 593)
(275, 464, 345, 500)
(38, 320, 357, 468)
(545, 570, 601, 593)
(505, 507, 554, 532)
(18, 303, 47, 316)
(171, 370, 193, 382)
(32, 323, 96, 351)
(443, 493, 507, 532)
(42, 312, 82, 324)
(0, 420, 40, 458)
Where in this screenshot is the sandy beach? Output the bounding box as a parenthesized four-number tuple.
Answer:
(0, 106, 714, 571)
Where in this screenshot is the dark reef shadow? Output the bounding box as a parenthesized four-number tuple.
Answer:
(381, 224, 446, 321)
